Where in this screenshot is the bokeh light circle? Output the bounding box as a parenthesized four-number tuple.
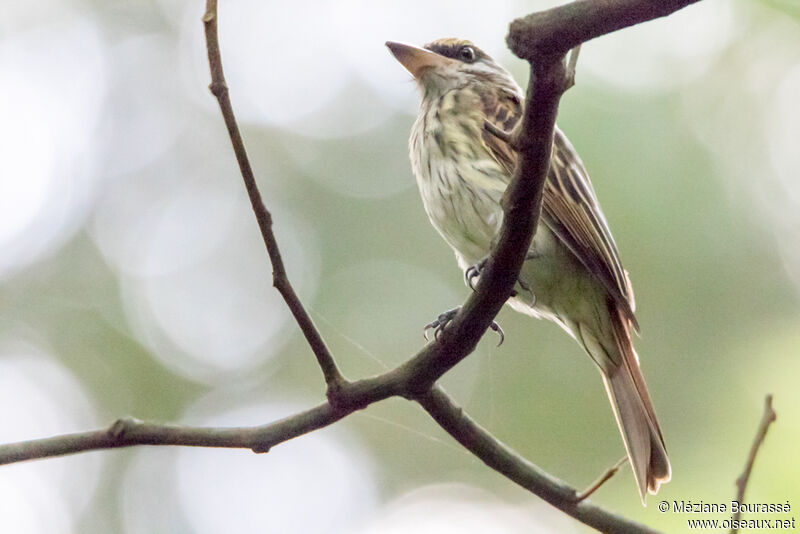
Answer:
(118, 206, 320, 383)
(0, 15, 104, 278)
(332, 0, 526, 115)
(358, 483, 579, 534)
(581, 1, 735, 92)
(176, 399, 379, 534)
(0, 339, 101, 534)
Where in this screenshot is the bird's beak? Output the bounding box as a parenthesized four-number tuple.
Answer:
(386, 41, 457, 79)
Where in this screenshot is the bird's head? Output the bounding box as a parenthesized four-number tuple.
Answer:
(386, 38, 515, 99)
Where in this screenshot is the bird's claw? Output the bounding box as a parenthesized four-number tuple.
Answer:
(464, 258, 488, 290)
(423, 307, 505, 347)
(489, 321, 505, 347)
(423, 308, 459, 341)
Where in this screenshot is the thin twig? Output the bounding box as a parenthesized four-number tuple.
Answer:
(202, 0, 345, 393)
(730, 395, 777, 533)
(575, 456, 628, 502)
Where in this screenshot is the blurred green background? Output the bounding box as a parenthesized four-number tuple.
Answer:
(1, 0, 798, 532)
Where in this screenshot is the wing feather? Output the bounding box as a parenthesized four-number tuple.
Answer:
(480, 89, 639, 330)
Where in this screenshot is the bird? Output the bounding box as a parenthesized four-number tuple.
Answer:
(386, 38, 670, 502)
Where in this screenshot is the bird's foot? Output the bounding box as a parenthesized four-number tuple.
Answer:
(464, 258, 488, 290)
(423, 307, 504, 347)
(423, 308, 459, 341)
(464, 258, 532, 303)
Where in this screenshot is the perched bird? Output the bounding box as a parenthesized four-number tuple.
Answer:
(386, 38, 670, 501)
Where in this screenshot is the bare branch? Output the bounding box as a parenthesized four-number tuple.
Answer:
(417, 388, 661, 534)
(0, 365, 420, 464)
(507, 0, 703, 59)
(202, 0, 344, 393)
(0, 404, 345, 465)
(730, 395, 777, 533)
(1, 383, 659, 534)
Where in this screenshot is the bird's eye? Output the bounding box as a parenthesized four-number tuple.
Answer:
(459, 46, 476, 62)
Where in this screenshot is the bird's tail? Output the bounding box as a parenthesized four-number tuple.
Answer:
(601, 305, 671, 503)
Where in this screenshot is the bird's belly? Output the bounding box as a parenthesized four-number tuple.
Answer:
(428, 180, 605, 333)
(508, 223, 600, 328)
(419, 154, 597, 327)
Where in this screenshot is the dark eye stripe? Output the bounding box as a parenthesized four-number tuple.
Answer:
(425, 42, 484, 63)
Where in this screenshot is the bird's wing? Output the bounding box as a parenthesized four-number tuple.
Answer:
(480, 90, 639, 330)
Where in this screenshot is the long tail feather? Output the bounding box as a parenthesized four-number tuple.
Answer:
(603, 305, 671, 502)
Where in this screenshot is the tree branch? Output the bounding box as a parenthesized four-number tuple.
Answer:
(506, 0, 703, 59)
(0, 382, 659, 534)
(0, 2, 709, 533)
(202, 0, 344, 393)
(417, 388, 660, 534)
(730, 394, 777, 533)
(0, 405, 345, 465)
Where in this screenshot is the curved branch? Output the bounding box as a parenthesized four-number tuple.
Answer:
(418, 387, 661, 534)
(202, 0, 344, 392)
